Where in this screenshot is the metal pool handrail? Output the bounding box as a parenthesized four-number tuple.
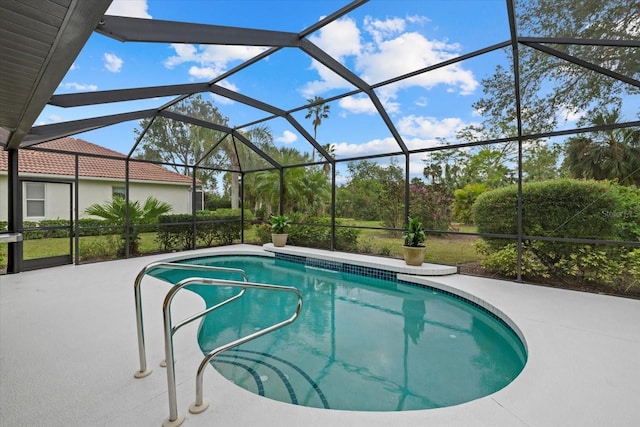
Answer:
(133, 261, 249, 379)
(162, 277, 303, 426)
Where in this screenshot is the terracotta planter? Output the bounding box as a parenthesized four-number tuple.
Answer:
(271, 233, 288, 247)
(403, 246, 426, 266)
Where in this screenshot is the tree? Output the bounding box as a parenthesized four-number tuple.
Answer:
(563, 109, 640, 185)
(252, 147, 330, 215)
(523, 141, 561, 181)
(337, 159, 404, 226)
(423, 144, 515, 191)
(223, 124, 276, 209)
(470, 0, 639, 136)
(305, 96, 331, 162)
(135, 95, 228, 190)
(85, 196, 172, 254)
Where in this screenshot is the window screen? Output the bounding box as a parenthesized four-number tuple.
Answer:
(25, 182, 45, 217)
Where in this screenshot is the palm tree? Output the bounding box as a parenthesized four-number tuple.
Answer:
(85, 196, 172, 254)
(322, 143, 335, 176)
(563, 109, 640, 186)
(305, 96, 331, 162)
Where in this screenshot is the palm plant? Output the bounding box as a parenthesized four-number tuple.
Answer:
(305, 96, 331, 162)
(564, 109, 640, 186)
(85, 196, 172, 255)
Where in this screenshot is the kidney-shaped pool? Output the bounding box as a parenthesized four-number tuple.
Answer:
(150, 255, 526, 411)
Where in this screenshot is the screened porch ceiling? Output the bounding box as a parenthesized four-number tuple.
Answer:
(1, 0, 638, 175)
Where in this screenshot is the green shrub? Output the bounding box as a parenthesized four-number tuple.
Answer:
(473, 179, 640, 290)
(255, 215, 360, 251)
(624, 249, 640, 292)
(156, 209, 248, 250)
(453, 183, 488, 224)
(79, 236, 121, 261)
(474, 179, 621, 242)
(476, 241, 550, 279)
(380, 246, 392, 256)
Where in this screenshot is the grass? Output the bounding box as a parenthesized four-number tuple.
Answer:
(346, 220, 481, 265)
(1, 221, 483, 269)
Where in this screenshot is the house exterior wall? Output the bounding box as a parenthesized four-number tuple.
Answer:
(0, 174, 195, 222)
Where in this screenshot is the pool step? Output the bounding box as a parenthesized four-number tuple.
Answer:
(212, 349, 330, 409)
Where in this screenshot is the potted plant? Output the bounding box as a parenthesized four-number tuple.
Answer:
(269, 214, 291, 247)
(403, 216, 426, 266)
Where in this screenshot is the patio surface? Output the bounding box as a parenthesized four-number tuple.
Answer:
(1, 244, 639, 426)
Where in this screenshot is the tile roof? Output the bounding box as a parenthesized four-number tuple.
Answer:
(0, 137, 194, 185)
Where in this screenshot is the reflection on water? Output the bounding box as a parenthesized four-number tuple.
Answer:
(152, 255, 526, 411)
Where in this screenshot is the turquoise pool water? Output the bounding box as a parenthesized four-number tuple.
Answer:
(151, 255, 526, 411)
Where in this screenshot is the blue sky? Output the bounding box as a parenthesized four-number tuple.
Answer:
(35, 0, 638, 183)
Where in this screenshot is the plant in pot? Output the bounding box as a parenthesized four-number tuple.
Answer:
(269, 214, 291, 247)
(403, 216, 426, 266)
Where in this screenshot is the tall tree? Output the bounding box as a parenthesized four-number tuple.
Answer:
(135, 94, 228, 190)
(563, 109, 640, 185)
(222, 124, 275, 209)
(469, 0, 639, 136)
(337, 159, 404, 225)
(522, 141, 561, 181)
(305, 96, 331, 162)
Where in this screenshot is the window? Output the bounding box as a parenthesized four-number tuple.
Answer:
(25, 182, 45, 217)
(112, 186, 126, 199)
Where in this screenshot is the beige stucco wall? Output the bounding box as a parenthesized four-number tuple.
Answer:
(0, 174, 195, 222)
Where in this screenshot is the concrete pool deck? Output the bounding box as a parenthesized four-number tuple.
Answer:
(1, 244, 639, 426)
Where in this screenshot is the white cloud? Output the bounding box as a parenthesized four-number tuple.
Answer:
(330, 113, 471, 174)
(363, 16, 406, 44)
(309, 17, 362, 60)
(69, 62, 78, 71)
(60, 82, 98, 91)
(164, 44, 268, 79)
(338, 95, 376, 114)
(210, 80, 239, 105)
(357, 32, 476, 94)
(103, 53, 123, 72)
(302, 15, 478, 115)
(398, 115, 466, 139)
(275, 130, 297, 144)
(188, 66, 217, 80)
(106, 0, 152, 18)
(301, 17, 363, 96)
(333, 136, 400, 157)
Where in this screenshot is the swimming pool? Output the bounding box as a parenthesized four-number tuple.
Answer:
(151, 254, 526, 411)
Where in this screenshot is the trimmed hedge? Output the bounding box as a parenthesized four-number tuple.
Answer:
(19, 218, 122, 239)
(473, 179, 640, 291)
(156, 209, 253, 250)
(256, 215, 360, 252)
(474, 179, 625, 241)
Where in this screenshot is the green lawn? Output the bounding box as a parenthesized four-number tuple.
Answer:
(1, 221, 483, 269)
(344, 220, 481, 265)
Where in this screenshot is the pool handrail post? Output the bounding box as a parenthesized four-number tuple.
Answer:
(188, 279, 303, 413)
(133, 262, 249, 379)
(160, 277, 250, 425)
(162, 283, 188, 427)
(133, 264, 154, 378)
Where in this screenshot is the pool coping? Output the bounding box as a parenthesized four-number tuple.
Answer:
(262, 243, 458, 276)
(1, 244, 639, 427)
